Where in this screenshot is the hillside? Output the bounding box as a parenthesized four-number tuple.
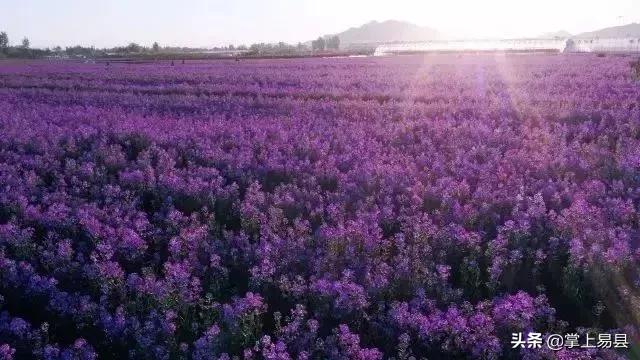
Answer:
(575, 23, 640, 38)
(316, 20, 640, 48)
(331, 20, 442, 46)
(537, 30, 572, 39)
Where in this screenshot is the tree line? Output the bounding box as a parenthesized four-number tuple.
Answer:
(0, 30, 343, 59)
(312, 36, 340, 51)
(0, 31, 48, 58)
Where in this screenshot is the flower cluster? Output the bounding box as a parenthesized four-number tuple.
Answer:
(0, 54, 638, 358)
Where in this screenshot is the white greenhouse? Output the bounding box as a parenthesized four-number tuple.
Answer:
(374, 38, 640, 56)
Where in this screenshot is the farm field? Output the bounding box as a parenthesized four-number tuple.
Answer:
(0, 54, 639, 359)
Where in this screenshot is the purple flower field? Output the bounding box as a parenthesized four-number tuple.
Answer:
(0, 54, 639, 359)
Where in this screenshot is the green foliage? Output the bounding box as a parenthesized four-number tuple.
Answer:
(65, 45, 99, 58)
(0, 31, 8, 52)
(326, 36, 340, 50)
(312, 37, 326, 51)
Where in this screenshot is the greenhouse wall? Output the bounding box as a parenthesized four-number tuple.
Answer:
(374, 38, 640, 56)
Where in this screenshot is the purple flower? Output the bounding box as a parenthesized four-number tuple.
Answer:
(0, 345, 15, 360)
(0, 54, 638, 359)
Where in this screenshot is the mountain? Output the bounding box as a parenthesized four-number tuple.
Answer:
(330, 20, 442, 46)
(318, 20, 640, 49)
(574, 23, 640, 38)
(537, 30, 572, 39)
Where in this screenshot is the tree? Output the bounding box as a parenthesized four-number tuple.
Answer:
(21, 37, 30, 49)
(152, 42, 160, 52)
(0, 32, 8, 53)
(327, 36, 340, 50)
(126, 42, 141, 53)
(249, 43, 261, 53)
(312, 37, 326, 51)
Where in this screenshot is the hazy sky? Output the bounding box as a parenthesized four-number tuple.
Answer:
(2, 0, 639, 48)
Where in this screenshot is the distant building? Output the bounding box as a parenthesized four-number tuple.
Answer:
(374, 39, 567, 56)
(45, 54, 70, 60)
(563, 38, 640, 53)
(373, 38, 640, 56)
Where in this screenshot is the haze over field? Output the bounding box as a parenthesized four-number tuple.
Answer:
(328, 21, 640, 46)
(2, 0, 640, 48)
